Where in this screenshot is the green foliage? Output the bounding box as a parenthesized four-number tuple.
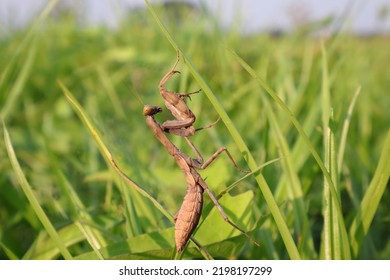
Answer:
(1, 1, 389, 259)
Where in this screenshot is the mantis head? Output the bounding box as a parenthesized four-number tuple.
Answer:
(143, 105, 162, 116)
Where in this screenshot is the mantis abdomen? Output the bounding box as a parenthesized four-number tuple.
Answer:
(174, 182, 204, 252)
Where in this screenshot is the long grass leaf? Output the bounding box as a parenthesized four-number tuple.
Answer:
(0, 42, 37, 121)
(323, 110, 345, 259)
(349, 130, 390, 257)
(3, 122, 73, 260)
(321, 44, 335, 259)
(321, 44, 350, 259)
(74, 221, 105, 260)
(266, 99, 316, 258)
(0, 242, 19, 260)
(338, 86, 361, 172)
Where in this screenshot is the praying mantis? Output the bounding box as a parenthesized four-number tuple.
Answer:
(145, 53, 259, 252)
(143, 104, 259, 252)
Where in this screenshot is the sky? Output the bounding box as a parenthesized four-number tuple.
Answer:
(0, 0, 389, 35)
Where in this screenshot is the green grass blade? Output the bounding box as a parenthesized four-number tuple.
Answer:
(323, 110, 345, 259)
(74, 221, 105, 260)
(0, 42, 37, 122)
(320, 44, 350, 259)
(349, 130, 390, 257)
(3, 122, 73, 260)
(0, 242, 19, 260)
(321, 43, 335, 259)
(337, 86, 361, 172)
(265, 99, 316, 258)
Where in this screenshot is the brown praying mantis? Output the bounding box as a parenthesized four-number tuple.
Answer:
(143, 104, 259, 252)
(111, 53, 258, 253)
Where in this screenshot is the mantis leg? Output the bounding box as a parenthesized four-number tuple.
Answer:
(197, 146, 249, 173)
(197, 177, 259, 247)
(159, 52, 181, 87)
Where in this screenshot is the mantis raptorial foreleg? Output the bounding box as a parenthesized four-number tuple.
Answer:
(159, 52, 197, 137)
(158, 52, 220, 135)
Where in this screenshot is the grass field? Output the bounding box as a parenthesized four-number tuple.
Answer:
(1, 1, 389, 260)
